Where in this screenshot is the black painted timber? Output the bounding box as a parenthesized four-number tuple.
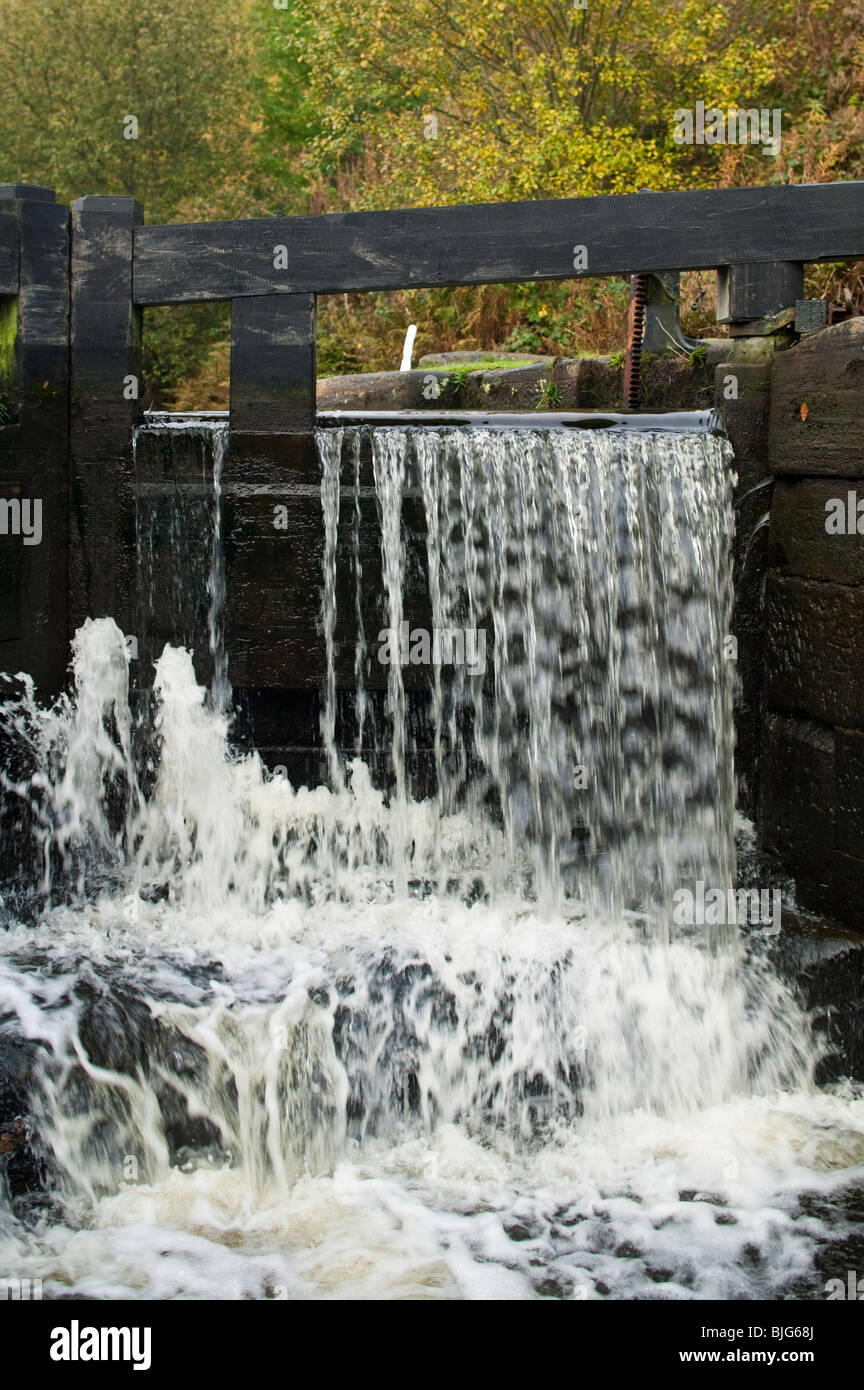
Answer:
(133, 181, 864, 305)
(69, 195, 142, 643)
(0, 186, 58, 297)
(230, 293, 316, 435)
(0, 215, 19, 297)
(717, 261, 804, 323)
(0, 186, 70, 692)
(0, 185, 55, 203)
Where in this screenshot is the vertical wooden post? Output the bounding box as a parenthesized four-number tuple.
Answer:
(69, 195, 142, 639)
(0, 185, 70, 692)
(717, 262, 803, 329)
(229, 293, 316, 439)
(224, 292, 321, 691)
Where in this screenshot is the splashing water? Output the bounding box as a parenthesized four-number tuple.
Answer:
(0, 422, 862, 1303)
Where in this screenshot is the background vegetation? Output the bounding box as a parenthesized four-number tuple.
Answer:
(2, 0, 862, 405)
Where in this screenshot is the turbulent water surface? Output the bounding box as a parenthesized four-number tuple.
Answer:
(0, 423, 862, 1301)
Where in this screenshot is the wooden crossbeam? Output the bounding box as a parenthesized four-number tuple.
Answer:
(133, 181, 864, 306)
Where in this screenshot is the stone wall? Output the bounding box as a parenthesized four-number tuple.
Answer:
(316, 347, 722, 415)
(713, 345, 776, 819)
(760, 318, 864, 931)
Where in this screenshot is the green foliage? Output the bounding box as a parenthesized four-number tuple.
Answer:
(0, 296, 17, 404)
(3, 0, 864, 400)
(447, 365, 474, 389)
(0, 0, 262, 221)
(251, 0, 325, 207)
(269, 0, 847, 207)
(142, 304, 231, 409)
(535, 379, 563, 410)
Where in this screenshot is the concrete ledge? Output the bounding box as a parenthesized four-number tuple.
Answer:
(316, 371, 453, 411)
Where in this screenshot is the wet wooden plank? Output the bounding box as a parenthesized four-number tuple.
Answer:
(230, 293, 316, 435)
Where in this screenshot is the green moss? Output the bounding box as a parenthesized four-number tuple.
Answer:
(0, 295, 18, 406)
(473, 356, 541, 371)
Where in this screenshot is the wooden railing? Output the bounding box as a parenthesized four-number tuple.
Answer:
(2, 177, 864, 691)
(129, 181, 864, 436)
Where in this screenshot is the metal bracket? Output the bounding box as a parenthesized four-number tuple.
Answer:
(642, 272, 702, 356)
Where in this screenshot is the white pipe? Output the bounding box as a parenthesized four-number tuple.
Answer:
(399, 324, 418, 371)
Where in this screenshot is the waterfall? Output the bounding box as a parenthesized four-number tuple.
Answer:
(1, 420, 863, 1302)
(134, 417, 230, 711)
(320, 424, 735, 918)
(207, 426, 230, 713)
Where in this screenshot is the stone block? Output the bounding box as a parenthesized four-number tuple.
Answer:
(764, 573, 864, 727)
(769, 479, 864, 585)
(769, 318, 864, 476)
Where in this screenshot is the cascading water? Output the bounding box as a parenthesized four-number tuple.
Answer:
(0, 421, 862, 1301)
(319, 425, 737, 915)
(207, 426, 230, 713)
(134, 417, 230, 712)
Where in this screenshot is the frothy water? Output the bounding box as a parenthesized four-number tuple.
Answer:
(0, 423, 862, 1302)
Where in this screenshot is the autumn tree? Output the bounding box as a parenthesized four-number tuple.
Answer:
(0, 0, 263, 222)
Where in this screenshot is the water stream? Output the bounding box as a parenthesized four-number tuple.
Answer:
(0, 422, 862, 1301)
